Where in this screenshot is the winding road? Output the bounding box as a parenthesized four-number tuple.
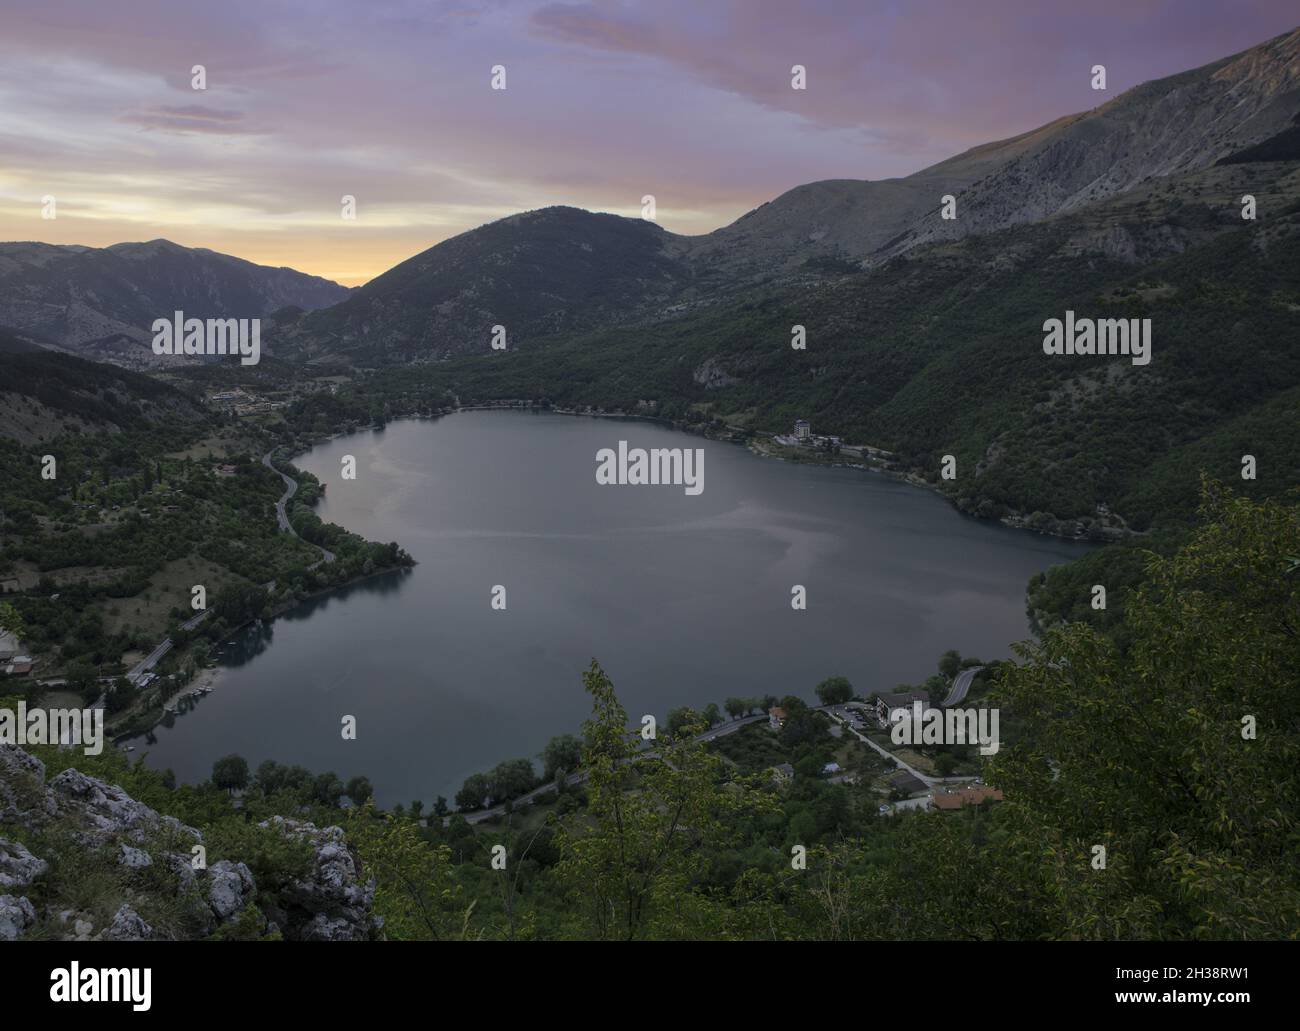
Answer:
(123, 450, 333, 687)
(262, 447, 336, 567)
(941, 666, 984, 707)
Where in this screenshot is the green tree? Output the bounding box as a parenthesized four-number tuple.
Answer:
(540, 733, 584, 781)
(346, 776, 374, 806)
(65, 660, 99, 702)
(814, 676, 853, 706)
(213, 582, 269, 625)
(0, 600, 24, 638)
(344, 802, 469, 940)
(456, 772, 490, 811)
(488, 758, 538, 802)
(212, 754, 249, 795)
(986, 485, 1300, 939)
(312, 771, 345, 806)
(555, 660, 773, 940)
(666, 706, 697, 736)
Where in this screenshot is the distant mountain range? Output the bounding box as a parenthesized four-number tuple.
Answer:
(2, 26, 1297, 535)
(5, 29, 1297, 371)
(0, 239, 350, 369)
(266, 26, 1300, 365)
(272, 25, 1300, 536)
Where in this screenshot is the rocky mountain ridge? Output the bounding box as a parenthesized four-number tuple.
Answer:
(0, 240, 351, 370)
(266, 26, 1300, 366)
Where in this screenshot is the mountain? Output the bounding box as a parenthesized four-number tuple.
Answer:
(874, 26, 1300, 260)
(0, 339, 207, 444)
(306, 145, 1300, 538)
(275, 207, 688, 365)
(0, 240, 351, 370)
(272, 26, 1300, 367)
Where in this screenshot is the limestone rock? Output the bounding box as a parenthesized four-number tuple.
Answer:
(0, 894, 36, 941)
(0, 745, 54, 824)
(0, 837, 48, 891)
(102, 903, 153, 942)
(207, 860, 256, 922)
(258, 816, 377, 941)
(119, 844, 153, 869)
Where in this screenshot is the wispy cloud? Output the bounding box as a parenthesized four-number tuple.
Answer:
(119, 104, 260, 135)
(0, 0, 1294, 285)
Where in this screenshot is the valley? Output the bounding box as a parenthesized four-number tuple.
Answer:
(1, 16, 1298, 947)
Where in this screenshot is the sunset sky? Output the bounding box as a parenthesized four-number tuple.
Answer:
(1, 0, 1295, 286)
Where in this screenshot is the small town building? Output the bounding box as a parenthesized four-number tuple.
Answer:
(794, 419, 811, 440)
(872, 690, 931, 728)
(887, 770, 928, 796)
(768, 706, 788, 730)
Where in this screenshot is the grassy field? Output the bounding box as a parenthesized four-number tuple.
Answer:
(94, 555, 251, 639)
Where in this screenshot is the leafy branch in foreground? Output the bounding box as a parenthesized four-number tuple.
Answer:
(555, 659, 775, 940)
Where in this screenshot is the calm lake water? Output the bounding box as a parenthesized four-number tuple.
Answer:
(131, 410, 1092, 804)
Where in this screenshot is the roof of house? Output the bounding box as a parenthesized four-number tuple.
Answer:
(769, 706, 788, 719)
(887, 771, 928, 794)
(931, 785, 1004, 810)
(875, 690, 930, 709)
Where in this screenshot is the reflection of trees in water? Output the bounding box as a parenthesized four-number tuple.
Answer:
(217, 569, 412, 667)
(218, 621, 275, 669)
(279, 567, 413, 625)
(118, 570, 414, 751)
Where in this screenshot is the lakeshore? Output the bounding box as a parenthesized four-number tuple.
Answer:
(347, 397, 1138, 544)
(123, 409, 1094, 804)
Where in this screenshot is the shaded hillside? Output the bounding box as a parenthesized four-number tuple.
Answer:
(0, 346, 207, 444)
(0, 240, 351, 370)
(274, 207, 688, 365)
(269, 26, 1300, 368)
(311, 159, 1300, 534)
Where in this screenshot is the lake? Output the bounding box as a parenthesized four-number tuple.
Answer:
(130, 410, 1093, 804)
